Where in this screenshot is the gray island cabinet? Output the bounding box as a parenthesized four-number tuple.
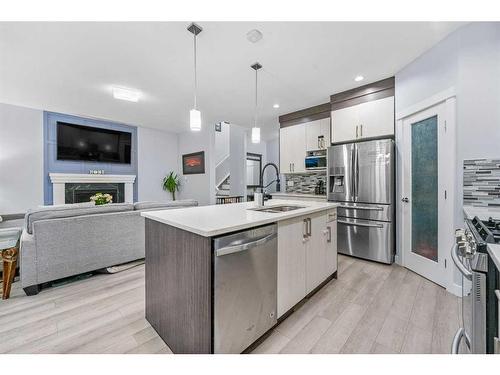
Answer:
(141, 200, 338, 354)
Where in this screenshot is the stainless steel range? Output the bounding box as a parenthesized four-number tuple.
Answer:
(452, 216, 500, 354)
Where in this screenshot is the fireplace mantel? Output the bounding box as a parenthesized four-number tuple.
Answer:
(49, 173, 136, 205)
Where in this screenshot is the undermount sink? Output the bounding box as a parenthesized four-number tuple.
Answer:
(249, 205, 306, 213)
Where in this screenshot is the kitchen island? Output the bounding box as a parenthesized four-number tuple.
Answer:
(141, 199, 338, 354)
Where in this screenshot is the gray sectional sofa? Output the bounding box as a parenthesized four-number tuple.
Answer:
(20, 200, 198, 295)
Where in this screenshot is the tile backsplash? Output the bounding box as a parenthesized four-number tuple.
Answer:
(463, 158, 500, 207)
(284, 172, 326, 195)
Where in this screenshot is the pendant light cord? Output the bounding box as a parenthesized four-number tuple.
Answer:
(254, 67, 258, 127)
(194, 32, 197, 109)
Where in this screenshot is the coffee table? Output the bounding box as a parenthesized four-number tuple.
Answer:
(0, 228, 21, 299)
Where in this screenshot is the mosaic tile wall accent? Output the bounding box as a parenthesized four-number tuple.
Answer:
(463, 158, 500, 207)
(284, 171, 327, 195)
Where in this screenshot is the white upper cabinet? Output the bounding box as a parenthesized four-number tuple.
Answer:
(331, 104, 360, 144)
(357, 96, 395, 139)
(305, 118, 330, 151)
(279, 124, 306, 173)
(331, 96, 394, 143)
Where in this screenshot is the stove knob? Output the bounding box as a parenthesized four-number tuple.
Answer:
(455, 229, 467, 244)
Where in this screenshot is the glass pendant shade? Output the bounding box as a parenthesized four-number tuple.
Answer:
(190, 109, 201, 131)
(251, 126, 261, 143)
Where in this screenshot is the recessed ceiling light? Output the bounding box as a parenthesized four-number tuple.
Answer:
(354, 75, 364, 82)
(246, 29, 263, 43)
(273, 104, 280, 109)
(112, 86, 141, 102)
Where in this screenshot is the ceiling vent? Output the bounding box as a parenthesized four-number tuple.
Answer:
(246, 29, 263, 43)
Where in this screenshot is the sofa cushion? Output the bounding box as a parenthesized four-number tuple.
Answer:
(134, 199, 198, 211)
(25, 202, 134, 234)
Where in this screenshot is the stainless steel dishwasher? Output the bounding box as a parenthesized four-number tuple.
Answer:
(213, 224, 277, 354)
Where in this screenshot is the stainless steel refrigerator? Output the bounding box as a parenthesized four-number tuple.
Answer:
(327, 138, 394, 264)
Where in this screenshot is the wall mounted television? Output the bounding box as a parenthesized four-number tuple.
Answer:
(57, 122, 132, 164)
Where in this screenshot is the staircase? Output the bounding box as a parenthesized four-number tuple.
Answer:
(216, 175, 231, 197)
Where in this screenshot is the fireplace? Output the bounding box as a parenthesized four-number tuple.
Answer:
(49, 173, 136, 205)
(65, 183, 125, 204)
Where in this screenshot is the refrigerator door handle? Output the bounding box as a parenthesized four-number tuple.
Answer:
(351, 147, 356, 201)
(355, 146, 359, 201)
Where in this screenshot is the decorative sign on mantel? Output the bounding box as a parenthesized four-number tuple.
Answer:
(89, 170, 105, 175)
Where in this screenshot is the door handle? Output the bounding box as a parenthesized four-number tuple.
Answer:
(401, 197, 409, 203)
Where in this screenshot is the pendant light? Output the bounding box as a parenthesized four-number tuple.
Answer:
(251, 62, 262, 144)
(188, 23, 202, 131)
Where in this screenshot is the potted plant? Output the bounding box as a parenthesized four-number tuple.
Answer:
(90, 192, 113, 205)
(163, 172, 181, 201)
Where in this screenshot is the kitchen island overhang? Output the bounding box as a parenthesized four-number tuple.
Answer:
(141, 200, 339, 354)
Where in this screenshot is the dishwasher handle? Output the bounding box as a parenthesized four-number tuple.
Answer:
(215, 232, 277, 257)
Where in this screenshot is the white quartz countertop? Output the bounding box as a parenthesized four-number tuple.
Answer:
(271, 192, 327, 200)
(463, 206, 500, 221)
(141, 199, 339, 237)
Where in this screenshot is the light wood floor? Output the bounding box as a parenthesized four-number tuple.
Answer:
(0, 255, 460, 354)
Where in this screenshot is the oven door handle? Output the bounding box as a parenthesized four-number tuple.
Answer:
(451, 327, 471, 354)
(451, 244, 472, 281)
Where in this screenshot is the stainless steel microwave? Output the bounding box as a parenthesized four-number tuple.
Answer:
(305, 155, 327, 170)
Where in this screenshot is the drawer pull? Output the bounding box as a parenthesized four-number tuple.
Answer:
(338, 205, 383, 211)
(337, 220, 383, 229)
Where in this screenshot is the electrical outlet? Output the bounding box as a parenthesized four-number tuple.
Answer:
(287, 180, 294, 187)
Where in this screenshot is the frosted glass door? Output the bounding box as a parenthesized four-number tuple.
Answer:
(401, 99, 453, 289)
(411, 116, 438, 262)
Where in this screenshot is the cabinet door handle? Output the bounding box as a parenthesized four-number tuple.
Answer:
(318, 138, 320, 149)
(327, 226, 332, 243)
(360, 124, 363, 137)
(356, 125, 359, 139)
(307, 218, 312, 236)
(303, 219, 308, 239)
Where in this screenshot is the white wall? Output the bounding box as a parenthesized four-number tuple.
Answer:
(396, 22, 500, 227)
(214, 122, 230, 165)
(137, 126, 179, 202)
(0, 103, 44, 214)
(265, 137, 280, 193)
(395, 22, 500, 291)
(245, 134, 280, 193)
(177, 126, 215, 206)
(229, 124, 247, 197)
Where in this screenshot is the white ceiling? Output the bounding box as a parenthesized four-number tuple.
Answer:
(0, 22, 463, 140)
